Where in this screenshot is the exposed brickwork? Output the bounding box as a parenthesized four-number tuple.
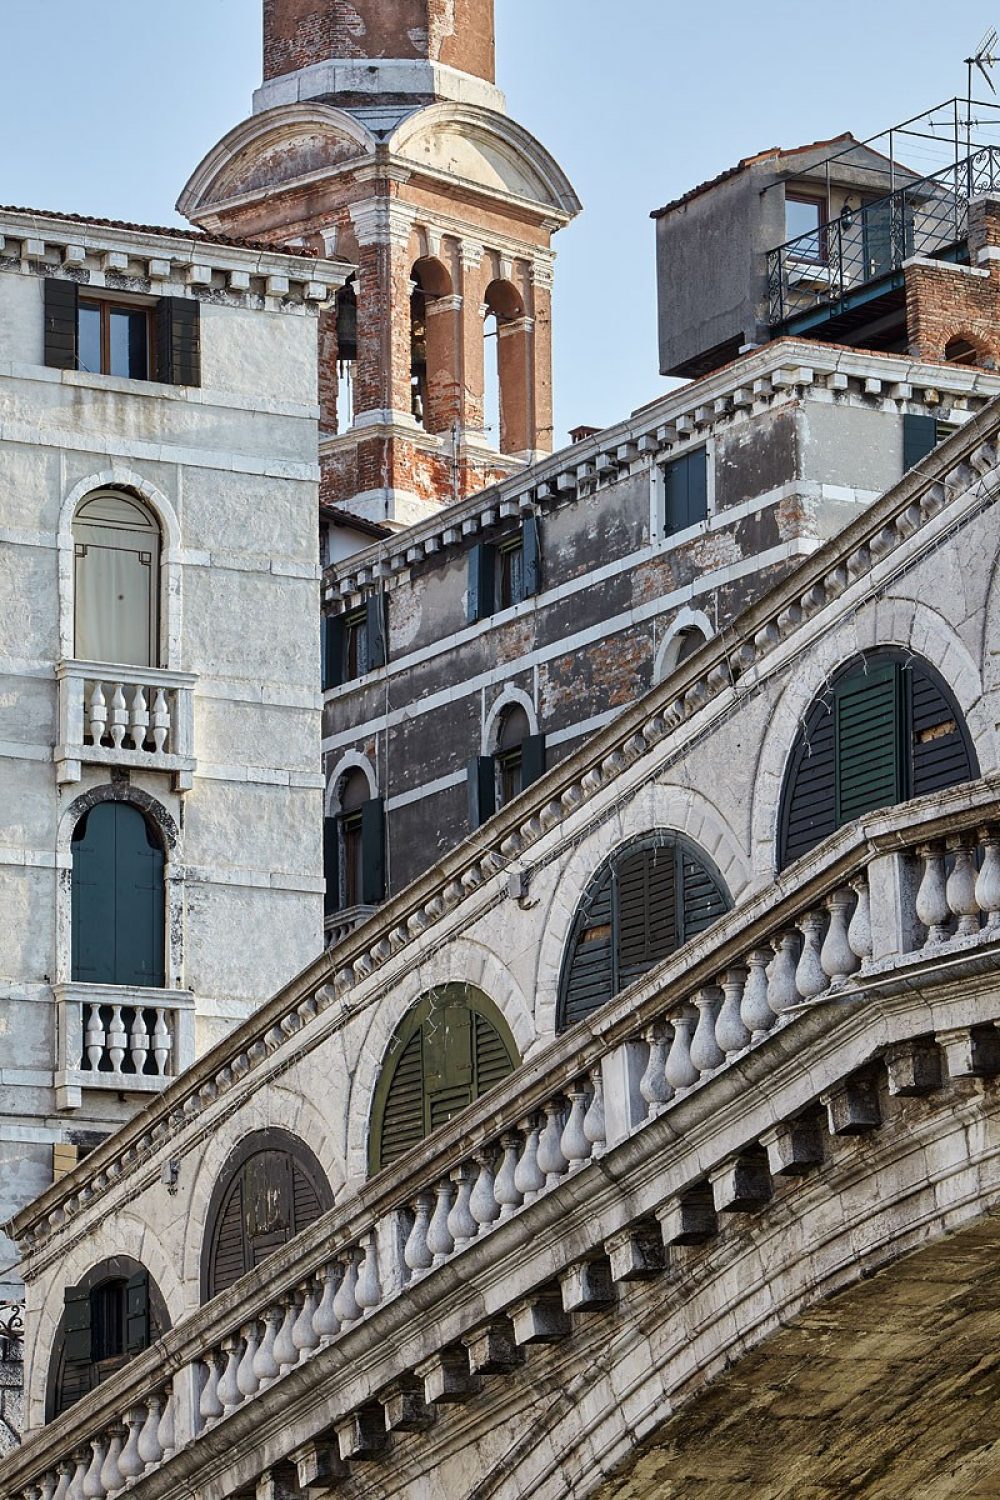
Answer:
(905, 198, 1000, 368)
(263, 0, 495, 82)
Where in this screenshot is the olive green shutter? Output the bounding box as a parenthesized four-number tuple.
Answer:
(45, 278, 79, 370)
(124, 1272, 150, 1355)
(467, 543, 495, 623)
(425, 999, 475, 1131)
(208, 1178, 248, 1297)
(71, 804, 164, 987)
(835, 662, 902, 824)
(558, 869, 615, 1030)
(778, 696, 837, 868)
(616, 844, 678, 989)
(377, 1032, 424, 1167)
(361, 796, 385, 904)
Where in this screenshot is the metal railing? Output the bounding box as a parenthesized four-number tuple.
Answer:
(0, 1305, 23, 1365)
(767, 144, 1000, 326)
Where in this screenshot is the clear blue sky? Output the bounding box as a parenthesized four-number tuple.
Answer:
(1, 0, 997, 443)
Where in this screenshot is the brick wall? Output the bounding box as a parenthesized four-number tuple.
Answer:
(905, 197, 1000, 368)
(263, 0, 494, 82)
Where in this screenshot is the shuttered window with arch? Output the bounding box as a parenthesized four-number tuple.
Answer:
(369, 986, 519, 1174)
(202, 1130, 334, 1302)
(778, 650, 978, 869)
(557, 832, 731, 1031)
(47, 1256, 169, 1419)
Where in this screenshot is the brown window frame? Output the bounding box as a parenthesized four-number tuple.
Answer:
(78, 296, 155, 380)
(785, 191, 827, 263)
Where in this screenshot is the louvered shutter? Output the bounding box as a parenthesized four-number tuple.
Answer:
(323, 816, 339, 916)
(63, 1286, 92, 1364)
(617, 845, 678, 988)
(156, 297, 201, 387)
(474, 1011, 516, 1094)
(378, 1031, 425, 1168)
(902, 413, 938, 472)
(779, 697, 837, 868)
(361, 796, 386, 904)
(835, 662, 901, 824)
(45, 278, 79, 370)
(365, 593, 388, 670)
(520, 734, 546, 789)
(209, 1178, 248, 1296)
(522, 515, 541, 597)
(559, 869, 615, 1029)
(468, 756, 496, 828)
(909, 664, 977, 796)
(467, 543, 495, 623)
(681, 849, 730, 940)
(425, 1000, 474, 1131)
(116, 805, 165, 987)
(124, 1272, 150, 1355)
(322, 616, 344, 691)
(291, 1161, 323, 1233)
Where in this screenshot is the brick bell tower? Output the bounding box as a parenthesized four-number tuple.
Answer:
(179, 0, 581, 528)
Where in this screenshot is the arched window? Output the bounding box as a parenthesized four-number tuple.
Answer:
(469, 704, 546, 826)
(557, 832, 731, 1031)
(657, 624, 709, 682)
(48, 1258, 168, 1418)
(483, 279, 527, 455)
(495, 704, 531, 808)
(324, 768, 385, 918)
(369, 986, 519, 1174)
(71, 802, 165, 987)
(778, 650, 978, 869)
(944, 336, 983, 367)
(73, 491, 160, 667)
(410, 258, 454, 434)
(202, 1130, 333, 1302)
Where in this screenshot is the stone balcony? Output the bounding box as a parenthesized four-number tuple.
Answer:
(9, 779, 1000, 1500)
(54, 982, 196, 1111)
(54, 662, 197, 791)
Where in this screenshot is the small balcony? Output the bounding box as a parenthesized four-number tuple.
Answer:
(324, 903, 377, 948)
(55, 661, 196, 791)
(54, 982, 195, 1111)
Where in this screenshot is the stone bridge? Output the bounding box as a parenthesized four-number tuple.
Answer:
(7, 779, 1000, 1500)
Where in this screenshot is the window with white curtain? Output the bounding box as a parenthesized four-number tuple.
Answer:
(72, 491, 160, 666)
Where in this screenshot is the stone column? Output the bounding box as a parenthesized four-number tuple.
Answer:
(459, 242, 486, 433)
(530, 257, 555, 455)
(498, 316, 534, 455)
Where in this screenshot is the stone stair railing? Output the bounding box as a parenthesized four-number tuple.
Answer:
(9, 790, 1000, 1500)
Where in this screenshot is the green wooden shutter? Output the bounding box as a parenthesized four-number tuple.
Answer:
(63, 1286, 92, 1364)
(520, 733, 546, 788)
(558, 869, 615, 1029)
(378, 1031, 424, 1168)
(425, 1000, 475, 1131)
(909, 664, 977, 797)
(778, 696, 837, 868)
(835, 662, 902, 825)
(290, 1160, 323, 1235)
(361, 796, 385, 905)
(474, 1010, 516, 1094)
(617, 844, 678, 988)
(322, 616, 344, 691)
(72, 804, 164, 987)
(323, 816, 339, 917)
(521, 515, 541, 597)
(467, 543, 495, 623)
(680, 848, 730, 941)
(686, 448, 708, 525)
(44, 278, 78, 370)
(365, 594, 388, 670)
(468, 756, 496, 828)
(124, 1272, 150, 1355)
(72, 807, 116, 985)
(156, 297, 201, 387)
(902, 413, 938, 472)
(209, 1178, 248, 1297)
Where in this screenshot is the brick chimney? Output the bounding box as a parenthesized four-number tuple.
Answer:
(262, 0, 496, 84)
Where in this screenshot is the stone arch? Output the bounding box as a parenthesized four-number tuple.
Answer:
(343, 936, 534, 1186)
(532, 781, 748, 1040)
(749, 597, 990, 878)
(654, 607, 715, 684)
(411, 255, 457, 433)
(483, 277, 529, 455)
(483, 685, 537, 754)
(944, 330, 995, 368)
(326, 750, 378, 815)
(56, 783, 182, 988)
(58, 469, 182, 669)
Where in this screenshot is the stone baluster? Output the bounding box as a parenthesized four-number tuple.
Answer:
(639, 1022, 673, 1116)
(404, 1192, 435, 1273)
(272, 1295, 300, 1373)
(87, 682, 107, 745)
(109, 683, 128, 750)
(795, 911, 827, 999)
(356, 1233, 382, 1313)
(152, 688, 170, 753)
(236, 1322, 261, 1397)
(81, 1438, 105, 1499)
(292, 1280, 320, 1356)
(118, 1408, 146, 1481)
(821, 888, 860, 981)
(157, 1385, 175, 1458)
(129, 1007, 150, 1076)
(153, 1009, 171, 1075)
(514, 1117, 546, 1204)
(107, 1006, 126, 1073)
(129, 684, 149, 750)
(976, 829, 1000, 930)
(740, 949, 776, 1042)
(560, 1083, 593, 1168)
(52, 1463, 74, 1500)
(848, 874, 873, 963)
(85, 1003, 104, 1071)
(494, 1133, 523, 1220)
(537, 1099, 569, 1186)
(716, 967, 750, 1056)
(469, 1149, 502, 1227)
(664, 1003, 699, 1090)
(252, 1309, 281, 1386)
(312, 1265, 341, 1341)
(137, 1392, 165, 1468)
(447, 1162, 479, 1249)
(916, 843, 951, 945)
(767, 931, 801, 1014)
(217, 1334, 243, 1413)
(66, 1452, 87, 1500)
(98, 1428, 124, 1494)
(583, 1067, 607, 1152)
(333, 1250, 361, 1325)
(199, 1352, 224, 1423)
(426, 1179, 455, 1264)
(691, 986, 725, 1072)
(946, 836, 981, 936)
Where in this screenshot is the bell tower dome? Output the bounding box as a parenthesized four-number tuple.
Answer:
(179, 1, 580, 528)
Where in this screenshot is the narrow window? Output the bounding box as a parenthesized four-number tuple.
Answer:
(662, 449, 708, 535)
(785, 193, 825, 260)
(90, 1281, 126, 1364)
(497, 535, 525, 610)
(71, 802, 165, 988)
(344, 608, 368, 681)
(72, 491, 161, 668)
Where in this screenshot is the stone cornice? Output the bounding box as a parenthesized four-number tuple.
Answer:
(11, 390, 1000, 1261)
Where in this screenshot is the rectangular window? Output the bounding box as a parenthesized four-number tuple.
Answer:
(662, 449, 709, 535)
(344, 609, 368, 681)
(342, 811, 364, 907)
(468, 517, 540, 623)
(90, 1283, 125, 1364)
(497, 537, 525, 611)
(785, 193, 825, 261)
(78, 299, 151, 379)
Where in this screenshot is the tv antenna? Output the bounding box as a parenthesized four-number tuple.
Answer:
(966, 27, 998, 152)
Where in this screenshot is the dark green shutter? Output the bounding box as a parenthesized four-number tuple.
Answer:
(322, 616, 344, 690)
(903, 413, 938, 472)
(467, 543, 495, 623)
(520, 733, 546, 788)
(156, 297, 201, 387)
(365, 594, 388, 670)
(681, 848, 730, 940)
(378, 1032, 424, 1167)
(361, 796, 385, 905)
(209, 1179, 248, 1297)
(44, 278, 78, 370)
(425, 1000, 475, 1130)
(521, 515, 541, 597)
(323, 816, 339, 917)
(909, 664, 977, 796)
(468, 756, 495, 828)
(664, 450, 708, 533)
(835, 663, 902, 825)
(559, 869, 615, 1030)
(617, 845, 678, 988)
(63, 1286, 92, 1364)
(779, 696, 837, 868)
(124, 1272, 149, 1355)
(687, 448, 708, 525)
(71, 803, 164, 987)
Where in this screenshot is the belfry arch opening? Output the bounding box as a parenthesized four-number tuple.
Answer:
(483, 278, 529, 456)
(410, 257, 455, 434)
